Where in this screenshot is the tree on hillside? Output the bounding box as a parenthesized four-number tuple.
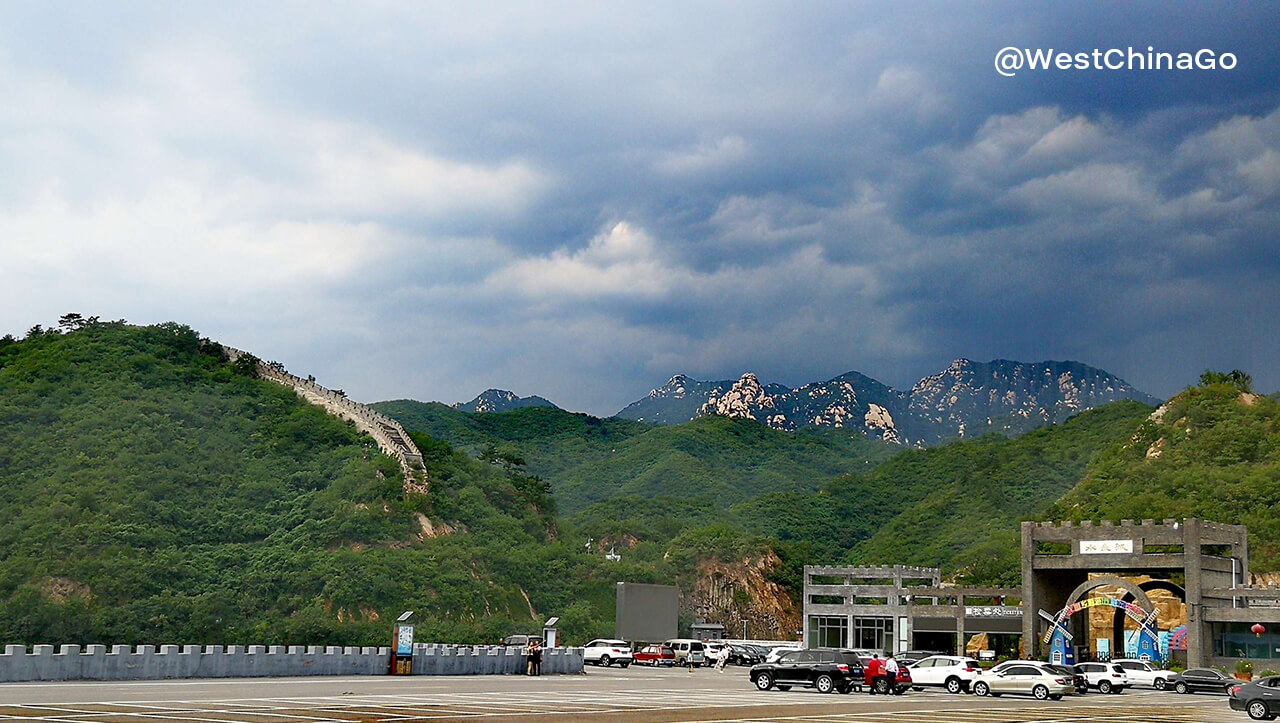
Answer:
(232, 352, 262, 378)
(1200, 369, 1253, 393)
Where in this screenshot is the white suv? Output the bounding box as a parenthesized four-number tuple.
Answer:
(583, 639, 633, 667)
(1074, 662, 1130, 693)
(909, 655, 983, 694)
(1112, 659, 1172, 689)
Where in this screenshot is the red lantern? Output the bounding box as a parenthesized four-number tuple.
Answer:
(1252, 623, 1266, 638)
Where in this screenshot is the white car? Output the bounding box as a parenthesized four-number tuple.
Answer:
(908, 655, 984, 694)
(973, 662, 1076, 700)
(764, 646, 801, 663)
(582, 639, 633, 668)
(1073, 662, 1130, 693)
(704, 641, 728, 661)
(1113, 658, 1173, 689)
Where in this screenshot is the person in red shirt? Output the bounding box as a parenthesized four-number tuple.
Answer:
(865, 653, 883, 694)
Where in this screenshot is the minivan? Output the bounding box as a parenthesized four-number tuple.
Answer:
(665, 639, 706, 666)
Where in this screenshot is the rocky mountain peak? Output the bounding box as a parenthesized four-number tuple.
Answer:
(620, 359, 1158, 446)
(454, 389, 559, 414)
(699, 373, 776, 420)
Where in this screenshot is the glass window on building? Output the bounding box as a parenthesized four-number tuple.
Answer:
(808, 615, 848, 648)
(1213, 622, 1280, 659)
(853, 616, 894, 652)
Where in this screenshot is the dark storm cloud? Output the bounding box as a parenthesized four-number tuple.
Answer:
(1, 1, 1277, 414)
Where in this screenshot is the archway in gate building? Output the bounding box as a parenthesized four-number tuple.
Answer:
(1112, 579, 1186, 661)
(1040, 576, 1164, 665)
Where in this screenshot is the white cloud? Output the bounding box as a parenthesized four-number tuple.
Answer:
(655, 135, 750, 176)
(487, 221, 685, 300)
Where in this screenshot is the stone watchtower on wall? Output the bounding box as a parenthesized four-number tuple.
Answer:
(1021, 518, 1247, 667)
(221, 347, 426, 494)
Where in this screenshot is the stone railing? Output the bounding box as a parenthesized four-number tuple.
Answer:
(0, 644, 584, 681)
(222, 346, 425, 490)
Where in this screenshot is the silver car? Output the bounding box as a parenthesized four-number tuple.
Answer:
(973, 662, 1076, 700)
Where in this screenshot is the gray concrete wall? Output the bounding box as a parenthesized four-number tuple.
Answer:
(410, 645, 584, 676)
(0, 644, 584, 682)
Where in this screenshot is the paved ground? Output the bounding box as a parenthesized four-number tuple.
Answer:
(0, 665, 1242, 722)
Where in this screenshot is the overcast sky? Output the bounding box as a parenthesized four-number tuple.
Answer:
(3, 2, 1278, 415)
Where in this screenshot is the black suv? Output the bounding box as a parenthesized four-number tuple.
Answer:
(750, 648, 864, 694)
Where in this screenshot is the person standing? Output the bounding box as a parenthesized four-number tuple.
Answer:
(531, 639, 543, 676)
(865, 653, 882, 694)
(883, 653, 900, 695)
(526, 639, 536, 676)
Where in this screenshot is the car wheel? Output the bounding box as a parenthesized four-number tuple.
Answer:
(945, 677, 963, 694)
(1032, 684, 1049, 700)
(1248, 700, 1274, 720)
(600, 655, 611, 667)
(1098, 680, 1112, 694)
(755, 673, 773, 691)
(1175, 681, 1188, 694)
(973, 681, 990, 697)
(815, 675, 834, 694)
(1154, 677, 1167, 690)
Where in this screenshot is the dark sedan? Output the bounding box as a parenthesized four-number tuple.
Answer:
(726, 644, 762, 666)
(750, 648, 864, 694)
(1169, 667, 1237, 694)
(1230, 675, 1280, 720)
(1047, 664, 1088, 695)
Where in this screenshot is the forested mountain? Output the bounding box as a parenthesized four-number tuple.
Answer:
(373, 400, 897, 513)
(0, 321, 655, 645)
(3, 318, 1276, 649)
(1046, 377, 1280, 570)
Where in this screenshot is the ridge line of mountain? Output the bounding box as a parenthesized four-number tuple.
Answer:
(445, 359, 1158, 447)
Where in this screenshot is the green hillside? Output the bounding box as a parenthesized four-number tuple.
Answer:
(1046, 379, 1280, 570)
(0, 321, 659, 645)
(846, 401, 1154, 582)
(6, 319, 1276, 646)
(376, 400, 897, 514)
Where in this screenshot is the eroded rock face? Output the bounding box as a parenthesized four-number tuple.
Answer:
(699, 373, 776, 419)
(689, 551, 801, 642)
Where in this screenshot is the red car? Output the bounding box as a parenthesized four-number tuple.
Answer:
(634, 644, 676, 666)
(864, 660, 913, 694)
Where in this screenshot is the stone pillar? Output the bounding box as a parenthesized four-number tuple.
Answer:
(1184, 518, 1206, 667)
(1021, 522, 1038, 659)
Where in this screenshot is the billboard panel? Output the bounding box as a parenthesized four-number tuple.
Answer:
(616, 582, 678, 642)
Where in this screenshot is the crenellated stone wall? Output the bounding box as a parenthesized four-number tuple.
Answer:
(221, 346, 426, 493)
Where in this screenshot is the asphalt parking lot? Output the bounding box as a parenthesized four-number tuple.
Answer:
(0, 665, 1241, 722)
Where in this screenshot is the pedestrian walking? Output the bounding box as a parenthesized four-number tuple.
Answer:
(884, 653, 900, 695)
(865, 653, 882, 694)
(715, 644, 729, 672)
